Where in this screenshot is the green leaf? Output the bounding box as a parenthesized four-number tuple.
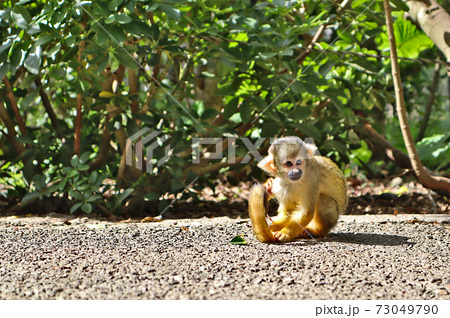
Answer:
(70, 155, 79, 168)
(378, 16, 434, 59)
(109, 25, 126, 43)
(70, 202, 83, 214)
(259, 52, 277, 60)
(97, 54, 109, 74)
(71, 191, 84, 201)
(249, 95, 267, 110)
(104, 15, 115, 24)
(115, 14, 132, 24)
(66, 170, 79, 178)
(114, 49, 138, 70)
(303, 74, 328, 87)
(287, 105, 311, 121)
(0, 64, 9, 80)
(323, 139, 347, 155)
(90, 171, 98, 185)
(389, 0, 409, 11)
(239, 100, 251, 122)
(144, 192, 160, 201)
(216, 82, 239, 96)
(117, 188, 133, 204)
(170, 179, 185, 193)
(21, 192, 42, 206)
(324, 88, 344, 109)
(81, 203, 93, 213)
(261, 121, 280, 138)
(299, 122, 322, 141)
(223, 97, 239, 118)
(47, 42, 61, 60)
(273, 0, 286, 7)
(291, 80, 320, 96)
(86, 195, 102, 203)
(109, 0, 124, 10)
(9, 45, 24, 71)
(230, 235, 249, 245)
(200, 108, 218, 120)
(132, 113, 154, 124)
(350, 140, 372, 164)
(95, 25, 109, 45)
(60, 46, 79, 62)
(35, 35, 55, 47)
(159, 4, 180, 19)
(147, 53, 160, 66)
(78, 164, 90, 171)
(24, 46, 42, 75)
(162, 0, 189, 3)
(11, 10, 29, 29)
(348, 130, 360, 144)
(32, 174, 47, 190)
(122, 20, 147, 37)
(58, 179, 68, 192)
(80, 152, 91, 164)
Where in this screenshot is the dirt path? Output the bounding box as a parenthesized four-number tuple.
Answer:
(0, 214, 449, 300)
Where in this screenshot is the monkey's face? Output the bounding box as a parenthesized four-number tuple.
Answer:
(270, 138, 307, 182)
(276, 155, 305, 182)
(260, 137, 312, 181)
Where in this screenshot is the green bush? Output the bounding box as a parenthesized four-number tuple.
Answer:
(0, 0, 447, 215)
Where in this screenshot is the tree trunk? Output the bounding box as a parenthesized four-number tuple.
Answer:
(383, 0, 450, 197)
(406, 0, 450, 72)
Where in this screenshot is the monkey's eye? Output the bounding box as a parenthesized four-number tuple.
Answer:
(285, 161, 293, 167)
(296, 159, 302, 165)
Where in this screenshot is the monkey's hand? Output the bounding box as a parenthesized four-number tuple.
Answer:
(263, 178, 274, 198)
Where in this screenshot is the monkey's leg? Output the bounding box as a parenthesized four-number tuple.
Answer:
(303, 194, 339, 238)
(273, 207, 315, 242)
(268, 208, 290, 232)
(273, 220, 305, 242)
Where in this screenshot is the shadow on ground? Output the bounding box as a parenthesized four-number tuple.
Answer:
(325, 232, 412, 246)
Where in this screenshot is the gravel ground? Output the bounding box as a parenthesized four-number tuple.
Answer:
(0, 214, 449, 300)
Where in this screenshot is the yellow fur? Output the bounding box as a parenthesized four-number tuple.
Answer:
(248, 137, 348, 243)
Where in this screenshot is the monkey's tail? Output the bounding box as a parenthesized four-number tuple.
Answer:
(248, 184, 277, 243)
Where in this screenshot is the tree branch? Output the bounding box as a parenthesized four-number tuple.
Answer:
(2, 77, 27, 135)
(360, 123, 412, 169)
(74, 41, 85, 155)
(0, 100, 26, 155)
(34, 77, 63, 139)
(75, 93, 83, 155)
(415, 61, 441, 142)
(278, 0, 352, 74)
(88, 116, 111, 171)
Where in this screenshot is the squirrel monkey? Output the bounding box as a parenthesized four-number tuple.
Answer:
(248, 136, 348, 243)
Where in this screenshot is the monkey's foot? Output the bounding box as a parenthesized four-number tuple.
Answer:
(273, 231, 291, 242)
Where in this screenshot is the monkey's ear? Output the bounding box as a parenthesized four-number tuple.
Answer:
(305, 142, 319, 157)
(258, 155, 277, 176)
